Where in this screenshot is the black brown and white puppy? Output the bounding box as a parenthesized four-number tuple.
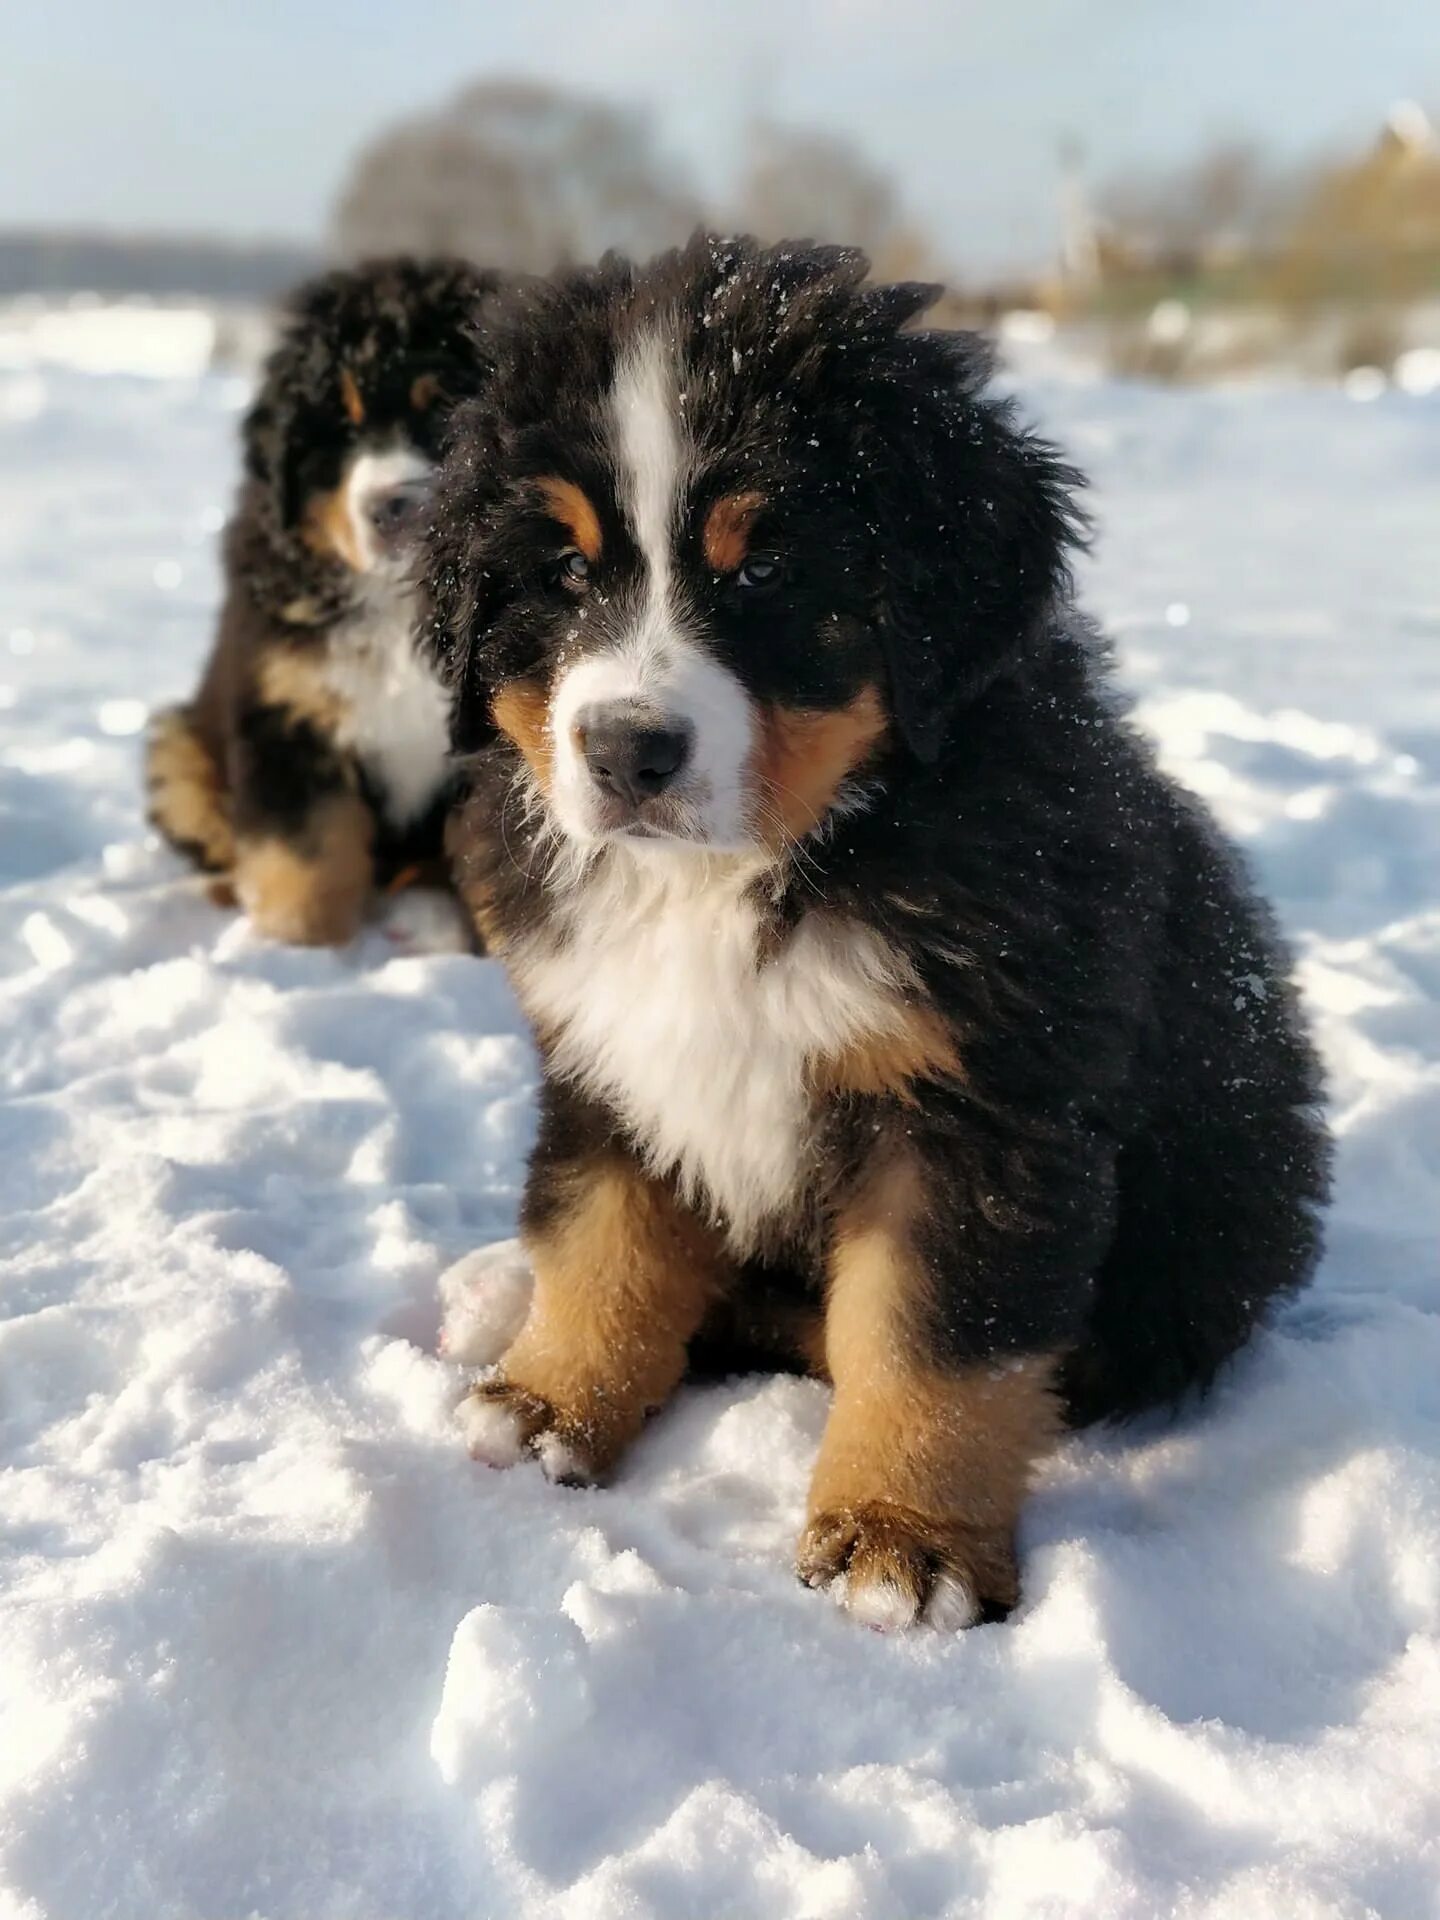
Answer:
(428, 235, 1329, 1629)
(146, 256, 499, 944)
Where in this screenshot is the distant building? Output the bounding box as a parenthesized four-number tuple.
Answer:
(1056, 138, 1101, 293)
(1376, 101, 1438, 164)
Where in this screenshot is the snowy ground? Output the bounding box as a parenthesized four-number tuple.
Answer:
(1, 345, 1438, 1920)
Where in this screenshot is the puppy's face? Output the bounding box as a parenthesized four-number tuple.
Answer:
(437, 240, 1080, 861)
(496, 328, 888, 855)
(290, 366, 449, 583)
(247, 259, 497, 586)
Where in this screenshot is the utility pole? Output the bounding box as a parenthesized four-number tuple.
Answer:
(1057, 133, 1100, 292)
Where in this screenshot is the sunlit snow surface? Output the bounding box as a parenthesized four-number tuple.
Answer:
(1, 354, 1438, 1920)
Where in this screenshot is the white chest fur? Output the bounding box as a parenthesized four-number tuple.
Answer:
(325, 593, 452, 829)
(518, 853, 911, 1251)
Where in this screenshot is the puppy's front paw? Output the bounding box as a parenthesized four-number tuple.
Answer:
(234, 801, 374, 948)
(236, 858, 367, 947)
(797, 1501, 1019, 1632)
(458, 1377, 597, 1486)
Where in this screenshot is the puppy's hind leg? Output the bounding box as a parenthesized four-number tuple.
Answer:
(145, 705, 235, 876)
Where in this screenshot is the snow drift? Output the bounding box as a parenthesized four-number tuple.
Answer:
(1, 360, 1437, 1919)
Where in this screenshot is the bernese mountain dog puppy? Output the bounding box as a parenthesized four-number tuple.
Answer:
(146, 256, 499, 944)
(428, 235, 1329, 1630)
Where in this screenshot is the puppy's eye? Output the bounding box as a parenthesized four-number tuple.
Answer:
(554, 550, 590, 590)
(735, 553, 783, 592)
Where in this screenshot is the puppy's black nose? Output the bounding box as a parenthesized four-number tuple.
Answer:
(579, 707, 693, 805)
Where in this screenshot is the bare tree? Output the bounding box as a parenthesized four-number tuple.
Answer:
(332, 80, 703, 273)
(733, 121, 936, 279)
(1100, 142, 1294, 262)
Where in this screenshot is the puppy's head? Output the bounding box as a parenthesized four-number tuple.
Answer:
(245, 256, 498, 583)
(430, 235, 1083, 857)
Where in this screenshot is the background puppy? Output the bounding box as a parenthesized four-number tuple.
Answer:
(147, 256, 498, 944)
(428, 235, 1330, 1629)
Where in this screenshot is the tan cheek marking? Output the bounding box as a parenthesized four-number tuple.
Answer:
(702, 490, 765, 572)
(300, 481, 367, 573)
(254, 648, 347, 734)
(233, 791, 375, 947)
(809, 1002, 964, 1105)
(145, 708, 235, 873)
(492, 679, 555, 794)
(339, 368, 365, 426)
(753, 684, 889, 842)
(535, 476, 603, 563)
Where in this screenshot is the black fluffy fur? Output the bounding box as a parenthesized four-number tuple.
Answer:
(430, 233, 1330, 1429)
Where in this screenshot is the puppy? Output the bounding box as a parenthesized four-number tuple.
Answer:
(146, 256, 498, 944)
(428, 236, 1329, 1629)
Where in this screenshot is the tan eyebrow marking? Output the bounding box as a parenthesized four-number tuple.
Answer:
(410, 371, 443, 412)
(702, 490, 766, 572)
(535, 476, 603, 563)
(339, 368, 366, 427)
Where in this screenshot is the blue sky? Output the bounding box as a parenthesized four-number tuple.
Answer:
(4, 0, 1437, 272)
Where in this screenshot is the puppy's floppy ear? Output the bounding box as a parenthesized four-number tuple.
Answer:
(853, 310, 1086, 762)
(242, 390, 307, 532)
(421, 403, 509, 756)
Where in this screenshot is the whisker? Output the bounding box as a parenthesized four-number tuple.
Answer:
(752, 779, 836, 895)
(751, 787, 826, 897)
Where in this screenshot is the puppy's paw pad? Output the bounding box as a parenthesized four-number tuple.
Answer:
(837, 1573, 923, 1632)
(797, 1502, 1006, 1633)
(922, 1571, 982, 1633)
(533, 1430, 595, 1488)
(457, 1378, 596, 1482)
(457, 1385, 531, 1467)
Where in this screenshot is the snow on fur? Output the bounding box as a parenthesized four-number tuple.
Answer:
(1, 353, 1438, 1920)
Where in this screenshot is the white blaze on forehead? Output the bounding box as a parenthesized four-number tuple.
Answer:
(611, 326, 686, 606)
(543, 326, 757, 851)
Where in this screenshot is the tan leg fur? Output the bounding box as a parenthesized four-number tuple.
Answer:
(799, 1153, 1061, 1629)
(462, 1157, 727, 1482)
(233, 791, 375, 947)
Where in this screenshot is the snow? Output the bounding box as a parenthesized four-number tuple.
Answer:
(0, 303, 221, 383)
(2, 356, 1439, 1920)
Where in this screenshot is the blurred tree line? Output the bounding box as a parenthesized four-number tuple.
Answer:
(332, 79, 1440, 380)
(1089, 106, 1440, 374)
(332, 79, 937, 284)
